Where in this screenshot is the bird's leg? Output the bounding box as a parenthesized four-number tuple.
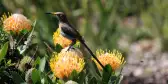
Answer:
(67, 39, 76, 51)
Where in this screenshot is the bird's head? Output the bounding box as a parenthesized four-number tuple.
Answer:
(46, 12, 68, 22)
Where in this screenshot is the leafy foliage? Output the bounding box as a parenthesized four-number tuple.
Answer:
(0, 41, 8, 62)
(0, 21, 124, 84)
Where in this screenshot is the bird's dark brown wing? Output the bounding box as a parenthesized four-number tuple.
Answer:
(60, 22, 82, 40)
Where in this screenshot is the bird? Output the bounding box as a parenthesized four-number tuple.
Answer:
(46, 12, 105, 69)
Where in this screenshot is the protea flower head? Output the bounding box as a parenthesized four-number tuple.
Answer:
(49, 48, 85, 79)
(94, 49, 126, 70)
(2, 13, 31, 33)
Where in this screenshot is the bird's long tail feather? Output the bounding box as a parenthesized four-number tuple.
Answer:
(79, 40, 105, 69)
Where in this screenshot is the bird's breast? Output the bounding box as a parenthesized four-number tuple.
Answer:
(59, 23, 63, 29)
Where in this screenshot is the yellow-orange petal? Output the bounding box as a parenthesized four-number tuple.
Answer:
(53, 28, 72, 48)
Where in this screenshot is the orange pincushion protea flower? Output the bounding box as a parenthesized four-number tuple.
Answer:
(2, 13, 31, 33)
(94, 49, 126, 70)
(49, 48, 85, 79)
(53, 28, 72, 48)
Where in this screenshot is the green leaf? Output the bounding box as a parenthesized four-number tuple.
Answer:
(7, 60, 11, 65)
(55, 44, 63, 53)
(77, 71, 86, 84)
(10, 71, 25, 84)
(116, 68, 124, 84)
(0, 41, 8, 62)
(20, 29, 28, 34)
(87, 60, 101, 81)
(32, 69, 41, 84)
(73, 41, 80, 48)
(69, 70, 78, 81)
(109, 75, 117, 84)
(89, 77, 97, 84)
(40, 72, 53, 84)
(57, 79, 64, 84)
(18, 20, 36, 54)
(92, 61, 101, 76)
(32, 20, 37, 27)
(116, 75, 123, 84)
(102, 64, 112, 84)
(10, 30, 16, 35)
(39, 57, 46, 72)
(34, 56, 41, 67)
(6, 60, 15, 66)
(46, 74, 53, 84)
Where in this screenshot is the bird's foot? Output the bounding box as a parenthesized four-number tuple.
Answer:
(67, 46, 72, 51)
(66, 46, 75, 51)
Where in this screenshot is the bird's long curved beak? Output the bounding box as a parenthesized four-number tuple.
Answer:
(45, 12, 58, 15)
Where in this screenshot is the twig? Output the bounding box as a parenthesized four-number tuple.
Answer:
(29, 45, 38, 65)
(43, 42, 54, 53)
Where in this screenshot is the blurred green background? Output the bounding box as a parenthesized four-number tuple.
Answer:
(1, 0, 168, 83)
(0, 0, 168, 52)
